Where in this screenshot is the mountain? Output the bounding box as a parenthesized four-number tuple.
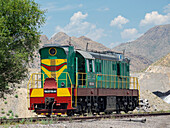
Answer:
(49, 32, 110, 51)
(35, 32, 153, 71)
(113, 24, 170, 62)
(125, 52, 152, 72)
(36, 24, 170, 72)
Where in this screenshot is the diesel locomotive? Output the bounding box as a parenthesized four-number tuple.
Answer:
(27, 44, 139, 116)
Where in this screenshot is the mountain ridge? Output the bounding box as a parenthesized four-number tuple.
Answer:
(113, 24, 170, 62)
(37, 24, 170, 71)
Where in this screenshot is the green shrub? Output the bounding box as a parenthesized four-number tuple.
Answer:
(2, 116, 6, 119)
(4, 101, 7, 104)
(6, 113, 10, 116)
(8, 110, 12, 113)
(15, 114, 18, 118)
(1, 108, 4, 110)
(11, 112, 14, 116)
(4, 97, 7, 100)
(1, 111, 5, 114)
(15, 95, 18, 98)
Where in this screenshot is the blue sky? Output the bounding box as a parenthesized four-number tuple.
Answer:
(35, 0, 170, 48)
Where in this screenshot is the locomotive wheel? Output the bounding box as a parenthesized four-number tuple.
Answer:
(67, 110, 74, 116)
(116, 104, 120, 114)
(105, 111, 112, 115)
(46, 115, 50, 117)
(77, 104, 83, 115)
(124, 109, 128, 113)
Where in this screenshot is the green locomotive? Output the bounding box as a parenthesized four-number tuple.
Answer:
(28, 44, 139, 116)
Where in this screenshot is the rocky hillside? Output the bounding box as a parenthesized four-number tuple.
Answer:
(125, 52, 152, 72)
(152, 53, 170, 67)
(32, 32, 152, 71)
(113, 24, 170, 62)
(50, 32, 110, 51)
(132, 53, 170, 93)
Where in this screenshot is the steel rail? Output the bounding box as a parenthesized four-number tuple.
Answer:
(0, 112, 170, 124)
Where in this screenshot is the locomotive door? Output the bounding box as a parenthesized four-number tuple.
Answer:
(86, 59, 96, 88)
(77, 56, 86, 87)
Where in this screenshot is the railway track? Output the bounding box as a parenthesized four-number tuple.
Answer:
(0, 112, 170, 125)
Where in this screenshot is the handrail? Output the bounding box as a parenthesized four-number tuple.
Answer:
(96, 74, 139, 90)
(27, 72, 73, 107)
(76, 72, 139, 90)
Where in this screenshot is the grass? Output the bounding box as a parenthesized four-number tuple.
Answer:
(40, 119, 49, 125)
(19, 119, 25, 124)
(9, 116, 13, 119)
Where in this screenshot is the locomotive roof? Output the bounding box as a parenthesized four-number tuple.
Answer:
(76, 50, 95, 59)
(89, 52, 121, 61)
(39, 44, 129, 62)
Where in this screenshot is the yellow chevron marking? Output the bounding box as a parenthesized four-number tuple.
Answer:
(57, 65, 67, 77)
(41, 59, 50, 65)
(41, 59, 67, 66)
(41, 65, 67, 78)
(41, 66, 51, 78)
(30, 88, 44, 97)
(57, 88, 71, 97)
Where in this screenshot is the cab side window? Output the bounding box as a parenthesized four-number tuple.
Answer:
(89, 60, 92, 72)
(87, 59, 95, 72)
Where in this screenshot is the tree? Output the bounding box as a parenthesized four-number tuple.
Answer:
(0, 0, 45, 91)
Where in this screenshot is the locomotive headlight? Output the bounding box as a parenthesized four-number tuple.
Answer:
(49, 48, 57, 56)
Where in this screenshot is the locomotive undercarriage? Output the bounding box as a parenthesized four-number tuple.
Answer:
(33, 97, 69, 116)
(75, 96, 138, 115)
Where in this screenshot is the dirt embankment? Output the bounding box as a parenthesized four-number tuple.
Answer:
(0, 88, 36, 118)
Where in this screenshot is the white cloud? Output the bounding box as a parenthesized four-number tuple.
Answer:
(140, 11, 170, 26)
(121, 28, 141, 40)
(164, 4, 170, 13)
(55, 11, 105, 41)
(70, 11, 88, 22)
(86, 28, 105, 41)
(110, 15, 129, 28)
